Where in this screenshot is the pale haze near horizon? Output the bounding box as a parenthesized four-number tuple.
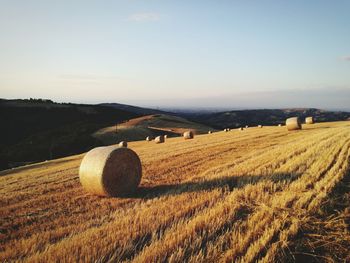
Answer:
(0, 0, 349, 110)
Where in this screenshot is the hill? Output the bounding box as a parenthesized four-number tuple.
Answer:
(1, 121, 350, 262)
(93, 114, 215, 145)
(100, 102, 165, 115)
(0, 99, 140, 170)
(184, 108, 350, 129)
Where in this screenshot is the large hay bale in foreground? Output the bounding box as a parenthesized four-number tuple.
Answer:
(305, 116, 314, 124)
(286, 117, 302, 131)
(79, 146, 142, 197)
(183, 131, 194, 139)
(119, 141, 127, 147)
(155, 135, 164, 143)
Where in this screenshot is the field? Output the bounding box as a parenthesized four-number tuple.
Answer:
(1, 121, 350, 262)
(93, 114, 215, 145)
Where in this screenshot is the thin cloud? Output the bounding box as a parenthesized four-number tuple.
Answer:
(127, 13, 161, 22)
(58, 74, 121, 80)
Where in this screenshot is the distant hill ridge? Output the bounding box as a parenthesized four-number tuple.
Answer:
(185, 108, 350, 129)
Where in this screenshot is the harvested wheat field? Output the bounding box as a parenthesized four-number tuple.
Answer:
(1, 121, 350, 262)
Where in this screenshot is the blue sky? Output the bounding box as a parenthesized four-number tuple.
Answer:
(0, 0, 349, 109)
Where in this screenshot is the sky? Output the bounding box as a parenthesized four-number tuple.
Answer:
(0, 0, 349, 110)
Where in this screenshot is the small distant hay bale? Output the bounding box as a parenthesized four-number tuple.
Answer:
(238, 127, 243, 131)
(155, 135, 164, 143)
(286, 117, 302, 131)
(164, 135, 168, 139)
(146, 136, 152, 141)
(79, 146, 142, 197)
(258, 125, 263, 128)
(224, 128, 229, 132)
(278, 124, 282, 127)
(183, 131, 194, 139)
(119, 141, 127, 147)
(305, 117, 314, 124)
(245, 125, 249, 128)
(208, 131, 212, 134)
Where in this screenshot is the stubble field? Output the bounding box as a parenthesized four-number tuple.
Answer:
(1, 121, 349, 262)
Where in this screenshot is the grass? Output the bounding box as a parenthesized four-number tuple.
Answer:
(93, 114, 215, 145)
(0, 121, 349, 262)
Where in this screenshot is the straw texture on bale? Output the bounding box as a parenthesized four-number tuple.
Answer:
(79, 146, 142, 197)
(305, 117, 314, 124)
(183, 131, 194, 139)
(119, 141, 127, 147)
(155, 135, 164, 143)
(286, 117, 302, 131)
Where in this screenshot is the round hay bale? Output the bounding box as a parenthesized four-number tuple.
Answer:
(245, 125, 249, 128)
(79, 146, 142, 197)
(305, 116, 314, 124)
(238, 127, 243, 131)
(119, 141, 127, 147)
(286, 117, 302, 131)
(258, 125, 263, 128)
(183, 131, 194, 139)
(146, 136, 152, 141)
(155, 135, 164, 144)
(224, 128, 228, 132)
(208, 131, 212, 134)
(164, 135, 168, 139)
(278, 124, 282, 127)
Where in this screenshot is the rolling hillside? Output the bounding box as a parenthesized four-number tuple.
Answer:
(186, 108, 350, 129)
(0, 99, 140, 170)
(1, 121, 350, 262)
(93, 114, 215, 145)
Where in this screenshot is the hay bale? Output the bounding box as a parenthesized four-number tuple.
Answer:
(119, 141, 127, 147)
(238, 127, 243, 131)
(245, 125, 249, 128)
(305, 116, 314, 124)
(278, 124, 282, 127)
(146, 136, 152, 141)
(183, 131, 194, 139)
(224, 128, 229, 132)
(258, 125, 263, 128)
(286, 117, 302, 131)
(155, 135, 164, 143)
(79, 146, 142, 197)
(164, 135, 168, 139)
(208, 131, 212, 134)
